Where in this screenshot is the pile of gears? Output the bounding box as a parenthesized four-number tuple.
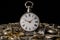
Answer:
(0, 22, 60, 40)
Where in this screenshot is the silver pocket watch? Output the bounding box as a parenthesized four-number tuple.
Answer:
(20, 1, 40, 31)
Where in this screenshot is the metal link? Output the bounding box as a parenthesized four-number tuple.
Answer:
(0, 22, 60, 40)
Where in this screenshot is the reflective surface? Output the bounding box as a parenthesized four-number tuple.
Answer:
(0, 22, 60, 40)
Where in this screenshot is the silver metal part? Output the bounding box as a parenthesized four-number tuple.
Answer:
(25, 1, 34, 12)
(0, 22, 60, 40)
(25, 1, 33, 8)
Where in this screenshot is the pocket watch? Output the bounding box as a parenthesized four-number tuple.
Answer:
(20, 1, 40, 31)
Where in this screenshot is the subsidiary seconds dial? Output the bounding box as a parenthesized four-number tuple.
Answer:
(20, 13, 40, 31)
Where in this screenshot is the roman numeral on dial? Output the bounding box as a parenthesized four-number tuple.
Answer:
(29, 14, 31, 17)
(22, 24, 25, 27)
(34, 17, 37, 19)
(25, 27, 27, 29)
(34, 24, 37, 26)
(29, 28, 31, 30)
(25, 15, 27, 17)
(35, 21, 38, 23)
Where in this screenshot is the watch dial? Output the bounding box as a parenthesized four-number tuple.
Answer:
(20, 13, 40, 31)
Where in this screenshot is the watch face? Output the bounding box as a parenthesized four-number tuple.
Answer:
(20, 12, 40, 31)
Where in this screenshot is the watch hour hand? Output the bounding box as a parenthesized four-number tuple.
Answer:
(23, 18, 29, 22)
(24, 19, 31, 23)
(30, 18, 34, 22)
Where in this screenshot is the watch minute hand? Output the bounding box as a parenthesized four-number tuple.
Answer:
(30, 18, 34, 22)
(24, 18, 29, 22)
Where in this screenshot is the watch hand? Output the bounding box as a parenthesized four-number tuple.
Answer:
(25, 19, 29, 22)
(23, 18, 33, 23)
(24, 19, 31, 23)
(30, 18, 34, 22)
(30, 19, 33, 22)
(28, 18, 34, 23)
(23, 18, 29, 22)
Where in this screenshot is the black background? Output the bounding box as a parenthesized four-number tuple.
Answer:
(0, 0, 60, 25)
